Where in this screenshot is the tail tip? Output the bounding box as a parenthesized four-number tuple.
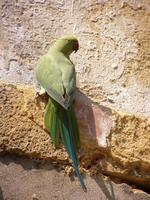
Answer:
(82, 185, 87, 192)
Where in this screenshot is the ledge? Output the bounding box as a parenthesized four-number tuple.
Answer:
(0, 82, 150, 189)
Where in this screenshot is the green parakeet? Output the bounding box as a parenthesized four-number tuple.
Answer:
(36, 35, 86, 191)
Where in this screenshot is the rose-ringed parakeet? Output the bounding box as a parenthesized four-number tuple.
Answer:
(36, 35, 86, 191)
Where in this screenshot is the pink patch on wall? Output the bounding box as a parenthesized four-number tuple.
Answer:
(74, 95, 112, 148)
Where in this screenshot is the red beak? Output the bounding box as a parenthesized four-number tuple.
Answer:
(74, 41, 79, 52)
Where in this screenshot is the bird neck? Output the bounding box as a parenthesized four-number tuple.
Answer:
(49, 40, 73, 58)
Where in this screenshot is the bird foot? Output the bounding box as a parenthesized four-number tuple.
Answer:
(35, 87, 46, 103)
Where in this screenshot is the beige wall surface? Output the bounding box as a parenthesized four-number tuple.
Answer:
(1, 0, 150, 117)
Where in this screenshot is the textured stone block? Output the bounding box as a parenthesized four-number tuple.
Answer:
(0, 82, 150, 190)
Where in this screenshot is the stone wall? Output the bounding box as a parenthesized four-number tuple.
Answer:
(0, 0, 150, 192)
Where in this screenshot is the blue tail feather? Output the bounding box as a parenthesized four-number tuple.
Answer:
(45, 98, 86, 191)
(59, 107, 87, 191)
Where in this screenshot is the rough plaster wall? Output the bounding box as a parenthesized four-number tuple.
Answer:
(1, 0, 150, 117)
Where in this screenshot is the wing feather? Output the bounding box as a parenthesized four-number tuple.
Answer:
(36, 53, 76, 109)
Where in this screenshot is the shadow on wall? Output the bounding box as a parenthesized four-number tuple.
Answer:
(93, 175, 116, 200)
(0, 187, 4, 200)
(0, 154, 58, 172)
(0, 154, 116, 199)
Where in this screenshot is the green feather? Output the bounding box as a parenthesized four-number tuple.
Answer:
(59, 106, 86, 191)
(68, 106, 80, 149)
(44, 98, 59, 147)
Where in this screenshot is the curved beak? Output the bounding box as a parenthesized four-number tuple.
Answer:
(74, 41, 79, 53)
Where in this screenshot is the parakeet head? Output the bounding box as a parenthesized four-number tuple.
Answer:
(52, 35, 79, 57)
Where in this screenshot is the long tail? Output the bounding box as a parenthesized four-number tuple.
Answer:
(44, 98, 87, 191)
